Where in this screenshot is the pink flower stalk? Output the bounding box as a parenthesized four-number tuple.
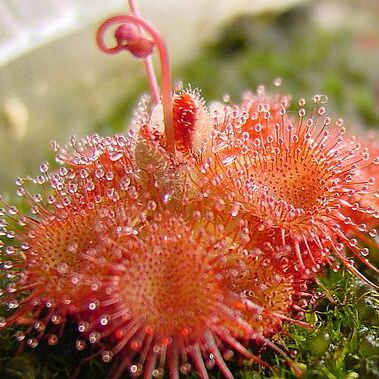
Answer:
(97, 13, 175, 154)
(128, 0, 160, 104)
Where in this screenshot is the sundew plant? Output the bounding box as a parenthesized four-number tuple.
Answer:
(0, 1, 378, 378)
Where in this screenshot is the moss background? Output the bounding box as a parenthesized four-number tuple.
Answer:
(1, 2, 379, 378)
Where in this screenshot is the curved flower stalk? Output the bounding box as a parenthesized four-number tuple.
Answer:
(97, 13, 174, 154)
(76, 212, 308, 379)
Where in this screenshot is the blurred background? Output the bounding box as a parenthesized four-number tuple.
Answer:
(0, 0, 378, 193)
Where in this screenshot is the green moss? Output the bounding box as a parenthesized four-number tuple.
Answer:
(269, 270, 379, 379)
